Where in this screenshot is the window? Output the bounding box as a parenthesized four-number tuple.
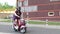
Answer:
(50, 0, 60, 1)
(18, 1, 22, 7)
(17, 0, 22, 7)
(28, 6, 37, 12)
(18, 0, 28, 7)
(21, 6, 38, 12)
(48, 12, 54, 16)
(23, 0, 28, 6)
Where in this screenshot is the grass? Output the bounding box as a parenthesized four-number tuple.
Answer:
(0, 19, 60, 25)
(48, 21, 60, 25)
(0, 19, 12, 22)
(28, 21, 45, 24)
(28, 20, 60, 25)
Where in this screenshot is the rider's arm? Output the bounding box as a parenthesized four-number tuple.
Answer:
(14, 13, 20, 17)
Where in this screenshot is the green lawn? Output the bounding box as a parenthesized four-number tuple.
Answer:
(28, 20, 60, 25)
(48, 21, 60, 25)
(0, 19, 12, 22)
(28, 21, 45, 24)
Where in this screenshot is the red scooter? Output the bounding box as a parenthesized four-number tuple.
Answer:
(13, 19, 27, 34)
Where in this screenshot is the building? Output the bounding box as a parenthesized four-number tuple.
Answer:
(17, 0, 60, 21)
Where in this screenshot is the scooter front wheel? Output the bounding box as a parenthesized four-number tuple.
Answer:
(13, 26, 18, 32)
(14, 27, 18, 31)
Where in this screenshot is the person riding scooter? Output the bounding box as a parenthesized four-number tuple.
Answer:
(13, 7, 27, 33)
(13, 7, 21, 27)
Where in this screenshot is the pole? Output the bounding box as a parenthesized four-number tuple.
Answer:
(16, 0, 18, 8)
(21, 1, 24, 19)
(46, 19, 48, 26)
(27, 12, 29, 23)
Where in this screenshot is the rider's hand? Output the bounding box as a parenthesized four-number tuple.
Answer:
(17, 16, 20, 18)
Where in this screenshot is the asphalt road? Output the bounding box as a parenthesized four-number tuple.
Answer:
(0, 23, 60, 34)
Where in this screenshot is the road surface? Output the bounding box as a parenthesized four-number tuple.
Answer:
(0, 22, 60, 34)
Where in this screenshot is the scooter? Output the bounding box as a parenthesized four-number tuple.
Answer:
(13, 19, 27, 34)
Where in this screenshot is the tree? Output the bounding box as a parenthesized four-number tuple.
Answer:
(0, 2, 16, 11)
(0, 3, 4, 11)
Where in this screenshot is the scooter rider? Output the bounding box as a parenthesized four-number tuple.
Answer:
(13, 7, 21, 26)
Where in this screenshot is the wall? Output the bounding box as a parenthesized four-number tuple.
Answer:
(28, 0, 50, 5)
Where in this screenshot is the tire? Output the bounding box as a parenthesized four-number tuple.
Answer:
(13, 26, 18, 32)
(14, 28, 18, 31)
(24, 27, 27, 33)
(20, 28, 26, 33)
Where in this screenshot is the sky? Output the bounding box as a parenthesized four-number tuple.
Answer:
(0, 0, 16, 6)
